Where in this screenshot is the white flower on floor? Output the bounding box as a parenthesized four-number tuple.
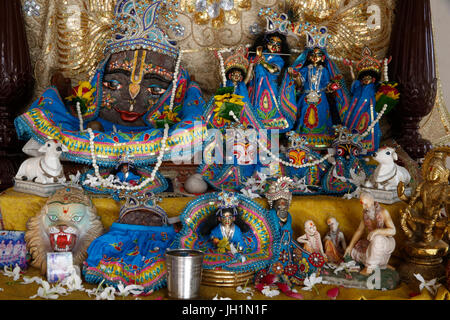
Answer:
(236, 285, 254, 300)
(116, 283, 145, 297)
(212, 293, 232, 300)
(96, 286, 116, 300)
(302, 273, 322, 294)
(261, 286, 280, 298)
(21, 276, 43, 285)
(414, 273, 441, 296)
(2, 265, 22, 281)
(61, 266, 84, 292)
(30, 280, 67, 300)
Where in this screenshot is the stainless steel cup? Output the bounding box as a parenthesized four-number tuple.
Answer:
(165, 248, 204, 299)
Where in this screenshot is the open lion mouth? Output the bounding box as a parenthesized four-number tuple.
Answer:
(49, 231, 77, 252)
(114, 107, 146, 122)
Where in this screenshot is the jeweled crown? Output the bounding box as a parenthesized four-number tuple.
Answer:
(105, 0, 178, 58)
(265, 13, 290, 35)
(119, 192, 168, 224)
(224, 46, 250, 75)
(356, 47, 382, 75)
(47, 187, 93, 208)
(332, 125, 363, 149)
(218, 191, 239, 208)
(286, 131, 309, 150)
(304, 26, 329, 50)
(266, 176, 293, 207)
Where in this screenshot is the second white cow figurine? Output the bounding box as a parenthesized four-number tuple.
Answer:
(15, 140, 68, 184)
(364, 147, 411, 191)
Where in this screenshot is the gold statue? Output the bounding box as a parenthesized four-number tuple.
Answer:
(397, 146, 450, 284)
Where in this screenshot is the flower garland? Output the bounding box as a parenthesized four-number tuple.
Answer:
(383, 58, 389, 82)
(85, 50, 184, 192)
(216, 49, 229, 87)
(76, 101, 84, 132)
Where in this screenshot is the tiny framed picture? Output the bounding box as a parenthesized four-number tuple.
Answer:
(46, 252, 74, 283)
(0, 231, 28, 269)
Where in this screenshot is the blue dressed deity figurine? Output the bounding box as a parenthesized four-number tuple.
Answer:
(341, 47, 383, 154)
(255, 177, 322, 297)
(204, 46, 263, 131)
(14, 0, 206, 168)
(288, 27, 349, 149)
(199, 191, 250, 254)
(247, 13, 297, 133)
(322, 125, 374, 195)
(280, 132, 330, 194)
(200, 47, 265, 191)
(113, 152, 141, 185)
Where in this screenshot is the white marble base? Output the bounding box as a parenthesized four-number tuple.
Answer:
(13, 179, 64, 197)
(360, 186, 412, 204)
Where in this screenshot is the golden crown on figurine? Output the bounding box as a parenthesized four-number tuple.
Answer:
(47, 187, 93, 208)
(356, 47, 382, 75)
(224, 46, 250, 75)
(266, 176, 294, 208)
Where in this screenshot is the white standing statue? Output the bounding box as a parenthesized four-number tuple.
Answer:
(15, 139, 68, 184)
(364, 147, 411, 191)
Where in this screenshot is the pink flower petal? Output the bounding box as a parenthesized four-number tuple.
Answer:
(327, 287, 339, 300)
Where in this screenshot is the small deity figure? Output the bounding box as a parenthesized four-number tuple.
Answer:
(398, 147, 450, 244)
(323, 217, 347, 264)
(255, 177, 320, 298)
(297, 220, 326, 258)
(247, 13, 297, 132)
(288, 27, 348, 149)
(200, 191, 250, 253)
(112, 153, 141, 186)
(344, 192, 396, 275)
(4, 240, 13, 257)
(206, 46, 262, 130)
(341, 47, 384, 154)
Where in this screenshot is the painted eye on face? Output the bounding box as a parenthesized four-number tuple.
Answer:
(337, 147, 346, 157)
(103, 80, 122, 90)
(386, 151, 391, 155)
(352, 148, 360, 157)
(147, 85, 166, 96)
(72, 216, 83, 223)
(48, 215, 58, 222)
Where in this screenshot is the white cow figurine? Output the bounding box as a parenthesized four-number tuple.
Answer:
(364, 147, 411, 191)
(15, 140, 68, 184)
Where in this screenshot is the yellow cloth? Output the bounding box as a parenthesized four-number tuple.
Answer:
(0, 266, 448, 300)
(0, 188, 446, 301)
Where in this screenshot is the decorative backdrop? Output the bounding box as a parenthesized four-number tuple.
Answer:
(19, 0, 450, 146)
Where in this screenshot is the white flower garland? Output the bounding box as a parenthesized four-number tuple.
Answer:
(85, 50, 184, 192)
(383, 58, 389, 82)
(216, 49, 228, 87)
(76, 101, 84, 132)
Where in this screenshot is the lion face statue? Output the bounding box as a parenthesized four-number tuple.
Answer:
(25, 187, 104, 274)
